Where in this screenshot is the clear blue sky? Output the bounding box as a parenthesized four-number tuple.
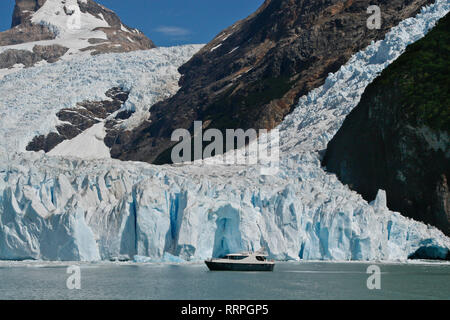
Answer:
(0, 0, 263, 46)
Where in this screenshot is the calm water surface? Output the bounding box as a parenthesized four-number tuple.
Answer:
(0, 261, 449, 300)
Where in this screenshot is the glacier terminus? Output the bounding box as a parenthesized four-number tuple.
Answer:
(0, 0, 449, 262)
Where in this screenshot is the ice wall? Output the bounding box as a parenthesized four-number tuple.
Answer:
(1, 151, 449, 261)
(0, 1, 449, 261)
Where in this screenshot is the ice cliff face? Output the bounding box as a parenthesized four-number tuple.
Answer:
(0, 1, 449, 261)
(2, 150, 449, 262)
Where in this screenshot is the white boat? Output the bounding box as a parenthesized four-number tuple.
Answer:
(205, 249, 275, 271)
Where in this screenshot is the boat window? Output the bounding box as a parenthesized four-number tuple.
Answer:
(228, 256, 247, 260)
(256, 256, 266, 261)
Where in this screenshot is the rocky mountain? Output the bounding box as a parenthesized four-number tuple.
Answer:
(107, 0, 434, 164)
(323, 13, 449, 235)
(0, 0, 155, 75)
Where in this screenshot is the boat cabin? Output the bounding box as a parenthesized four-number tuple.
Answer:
(221, 253, 268, 261)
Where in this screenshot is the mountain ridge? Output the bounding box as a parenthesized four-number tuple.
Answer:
(107, 0, 435, 164)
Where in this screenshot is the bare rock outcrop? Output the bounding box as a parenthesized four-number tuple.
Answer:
(0, 44, 69, 68)
(11, 0, 47, 28)
(26, 87, 131, 153)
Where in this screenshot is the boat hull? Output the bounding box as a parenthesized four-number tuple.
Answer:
(205, 260, 275, 272)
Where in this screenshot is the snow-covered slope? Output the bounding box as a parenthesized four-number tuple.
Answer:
(31, 0, 109, 39)
(0, 45, 203, 156)
(29, 0, 153, 52)
(0, 1, 449, 262)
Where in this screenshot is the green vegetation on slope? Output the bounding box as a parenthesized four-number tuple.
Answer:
(375, 13, 449, 131)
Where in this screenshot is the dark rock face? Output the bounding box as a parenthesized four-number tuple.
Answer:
(0, 23, 55, 47)
(32, 44, 69, 63)
(26, 87, 131, 153)
(323, 14, 450, 235)
(0, 49, 37, 69)
(11, 0, 47, 28)
(2, 0, 55, 47)
(80, 27, 155, 55)
(0, 44, 69, 69)
(77, 0, 155, 54)
(108, 0, 434, 164)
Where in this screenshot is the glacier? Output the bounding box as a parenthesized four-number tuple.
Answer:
(0, 0, 449, 262)
(0, 44, 203, 154)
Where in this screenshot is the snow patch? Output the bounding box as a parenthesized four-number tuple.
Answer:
(48, 122, 110, 159)
(210, 44, 222, 52)
(228, 46, 239, 54)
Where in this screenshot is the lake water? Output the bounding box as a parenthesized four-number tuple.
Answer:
(0, 261, 449, 300)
